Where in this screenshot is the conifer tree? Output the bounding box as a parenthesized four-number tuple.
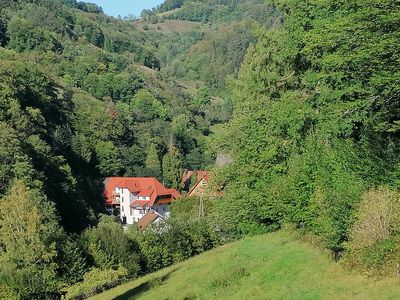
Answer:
(162, 144, 182, 190)
(145, 143, 161, 179)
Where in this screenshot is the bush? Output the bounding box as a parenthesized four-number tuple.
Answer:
(350, 187, 400, 250)
(0, 284, 19, 300)
(7, 18, 56, 52)
(127, 210, 222, 273)
(360, 238, 399, 273)
(345, 187, 400, 275)
(66, 267, 128, 300)
(127, 227, 173, 272)
(83, 215, 141, 277)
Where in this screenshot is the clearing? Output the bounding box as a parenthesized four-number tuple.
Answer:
(90, 232, 400, 300)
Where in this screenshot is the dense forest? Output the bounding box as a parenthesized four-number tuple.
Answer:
(0, 0, 277, 298)
(0, 0, 399, 299)
(212, 0, 400, 271)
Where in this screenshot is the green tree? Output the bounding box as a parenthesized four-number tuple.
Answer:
(0, 122, 21, 195)
(0, 13, 7, 47)
(84, 215, 141, 277)
(131, 89, 166, 122)
(7, 17, 55, 52)
(145, 144, 161, 179)
(95, 141, 123, 177)
(0, 181, 60, 298)
(162, 146, 182, 190)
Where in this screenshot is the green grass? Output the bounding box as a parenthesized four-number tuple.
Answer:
(89, 232, 400, 300)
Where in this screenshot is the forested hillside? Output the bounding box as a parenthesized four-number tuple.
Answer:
(0, 0, 278, 298)
(0, 0, 276, 232)
(1, 0, 400, 298)
(212, 0, 400, 273)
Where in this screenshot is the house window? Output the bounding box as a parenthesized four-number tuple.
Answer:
(121, 206, 124, 212)
(121, 196, 124, 203)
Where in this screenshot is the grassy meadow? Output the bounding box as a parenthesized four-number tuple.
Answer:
(89, 232, 400, 300)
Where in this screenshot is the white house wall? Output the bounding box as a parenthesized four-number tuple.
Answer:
(119, 188, 134, 224)
(114, 187, 172, 225)
(131, 207, 149, 223)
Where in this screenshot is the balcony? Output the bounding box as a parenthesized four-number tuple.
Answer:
(112, 191, 121, 204)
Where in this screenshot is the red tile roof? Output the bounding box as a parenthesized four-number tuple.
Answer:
(137, 190, 152, 197)
(196, 171, 209, 182)
(137, 211, 161, 229)
(131, 200, 148, 208)
(181, 170, 193, 186)
(104, 177, 180, 206)
(182, 170, 210, 186)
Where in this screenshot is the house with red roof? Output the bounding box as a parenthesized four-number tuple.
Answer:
(181, 170, 211, 197)
(137, 211, 163, 230)
(104, 177, 180, 225)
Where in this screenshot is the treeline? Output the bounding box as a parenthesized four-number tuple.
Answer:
(0, 0, 264, 297)
(0, 185, 220, 299)
(212, 0, 400, 275)
(151, 0, 279, 93)
(6, 0, 400, 297)
(0, 0, 218, 229)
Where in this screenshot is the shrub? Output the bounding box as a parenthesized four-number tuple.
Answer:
(7, 18, 56, 52)
(83, 215, 141, 277)
(0, 284, 19, 300)
(127, 227, 173, 272)
(360, 238, 398, 273)
(345, 187, 400, 275)
(350, 187, 400, 250)
(66, 267, 128, 300)
(127, 212, 222, 274)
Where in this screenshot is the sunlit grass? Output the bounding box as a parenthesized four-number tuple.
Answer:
(90, 231, 400, 300)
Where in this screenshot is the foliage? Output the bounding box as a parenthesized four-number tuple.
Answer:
(127, 216, 220, 273)
(145, 144, 162, 179)
(0, 0, 279, 297)
(90, 232, 400, 300)
(4, 0, 399, 296)
(0, 181, 61, 299)
(7, 17, 56, 52)
(56, 235, 89, 285)
(0, 284, 19, 300)
(350, 187, 400, 250)
(66, 266, 128, 300)
(83, 215, 141, 277)
(95, 141, 123, 177)
(212, 0, 400, 262)
(344, 188, 400, 275)
(162, 146, 183, 190)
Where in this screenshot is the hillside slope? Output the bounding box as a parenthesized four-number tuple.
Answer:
(90, 232, 400, 300)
